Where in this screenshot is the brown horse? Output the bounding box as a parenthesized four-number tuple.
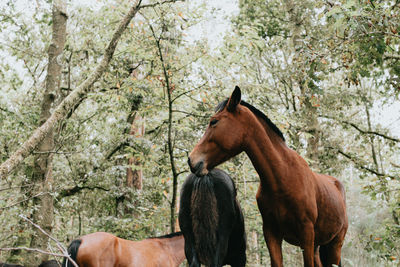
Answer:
(63, 232, 185, 267)
(188, 86, 348, 267)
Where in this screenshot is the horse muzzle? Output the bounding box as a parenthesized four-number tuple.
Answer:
(188, 157, 207, 176)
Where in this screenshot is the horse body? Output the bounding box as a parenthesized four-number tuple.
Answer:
(63, 232, 185, 267)
(188, 86, 347, 267)
(179, 169, 246, 267)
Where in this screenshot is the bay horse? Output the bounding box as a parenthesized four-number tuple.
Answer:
(62, 232, 185, 267)
(188, 86, 348, 267)
(178, 168, 246, 267)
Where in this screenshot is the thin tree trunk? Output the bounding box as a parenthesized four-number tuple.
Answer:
(124, 95, 144, 216)
(126, 105, 144, 190)
(23, 1, 67, 265)
(149, 23, 179, 232)
(0, 0, 143, 179)
(284, 0, 321, 170)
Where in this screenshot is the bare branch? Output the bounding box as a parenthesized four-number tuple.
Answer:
(58, 185, 110, 199)
(17, 215, 79, 267)
(0, 247, 65, 258)
(0, 191, 46, 210)
(328, 146, 398, 180)
(139, 0, 184, 9)
(322, 115, 400, 143)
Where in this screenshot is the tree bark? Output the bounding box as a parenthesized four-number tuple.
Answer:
(126, 101, 145, 190)
(24, 1, 67, 265)
(0, 0, 143, 179)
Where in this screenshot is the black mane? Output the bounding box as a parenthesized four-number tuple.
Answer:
(149, 231, 182, 239)
(215, 98, 285, 142)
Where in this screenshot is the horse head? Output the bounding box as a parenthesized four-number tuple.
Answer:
(188, 86, 254, 176)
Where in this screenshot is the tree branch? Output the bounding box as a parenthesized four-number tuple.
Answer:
(139, 0, 184, 9)
(0, 247, 65, 258)
(58, 185, 109, 199)
(329, 146, 398, 180)
(18, 215, 78, 267)
(322, 115, 400, 143)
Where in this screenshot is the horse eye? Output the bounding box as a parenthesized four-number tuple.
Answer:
(210, 119, 218, 126)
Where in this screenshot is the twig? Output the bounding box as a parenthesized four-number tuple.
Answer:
(322, 115, 400, 143)
(0, 183, 35, 192)
(139, 0, 184, 9)
(19, 215, 78, 267)
(0, 191, 46, 210)
(0, 247, 65, 257)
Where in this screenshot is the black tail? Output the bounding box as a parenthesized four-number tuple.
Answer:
(62, 239, 81, 267)
(190, 175, 218, 266)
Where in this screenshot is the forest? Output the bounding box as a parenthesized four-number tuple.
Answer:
(0, 0, 399, 266)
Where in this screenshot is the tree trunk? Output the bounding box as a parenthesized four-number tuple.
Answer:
(126, 113, 144, 190)
(0, 0, 143, 179)
(284, 0, 321, 170)
(149, 22, 179, 233)
(23, 1, 67, 265)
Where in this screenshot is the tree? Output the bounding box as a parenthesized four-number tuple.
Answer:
(25, 0, 67, 265)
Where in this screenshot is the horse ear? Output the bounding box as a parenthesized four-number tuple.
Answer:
(227, 86, 241, 112)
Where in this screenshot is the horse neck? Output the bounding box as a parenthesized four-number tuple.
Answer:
(159, 235, 185, 266)
(244, 116, 291, 192)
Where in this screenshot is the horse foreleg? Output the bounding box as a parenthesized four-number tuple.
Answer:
(262, 225, 283, 267)
(301, 222, 315, 267)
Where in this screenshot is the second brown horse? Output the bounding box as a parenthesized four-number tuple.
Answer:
(188, 86, 348, 267)
(63, 231, 185, 267)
